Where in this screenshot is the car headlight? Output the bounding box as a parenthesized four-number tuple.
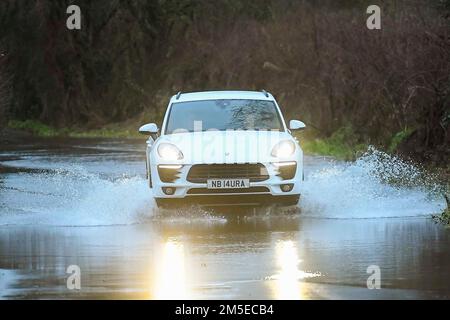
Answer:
(271, 140, 296, 158)
(157, 143, 183, 160)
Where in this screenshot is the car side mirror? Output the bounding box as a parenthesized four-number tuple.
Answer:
(289, 120, 306, 131)
(139, 123, 159, 139)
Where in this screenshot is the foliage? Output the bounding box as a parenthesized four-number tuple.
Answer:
(0, 0, 448, 163)
(388, 128, 415, 153)
(8, 120, 59, 137)
(7, 119, 142, 138)
(301, 126, 368, 160)
(433, 194, 450, 226)
(0, 46, 10, 126)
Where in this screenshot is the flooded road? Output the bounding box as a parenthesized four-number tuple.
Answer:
(0, 137, 448, 299)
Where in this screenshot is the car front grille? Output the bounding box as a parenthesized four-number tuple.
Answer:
(187, 163, 269, 183)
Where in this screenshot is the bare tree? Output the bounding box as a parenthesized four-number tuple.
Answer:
(0, 46, 11, 128)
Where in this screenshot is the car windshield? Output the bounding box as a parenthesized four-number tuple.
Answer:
(165, 99, 284, 134)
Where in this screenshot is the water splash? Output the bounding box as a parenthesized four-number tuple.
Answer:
(300, 147, 445, 219)
(0, 167, 154, 226)
(0, 148, 445, 225)
(0, 166, 228, 226)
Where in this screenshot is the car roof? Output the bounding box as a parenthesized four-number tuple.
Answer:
(170, 90, 274, 103)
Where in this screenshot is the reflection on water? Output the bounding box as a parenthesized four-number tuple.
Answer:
(153, 239, 188, 300)
(269, 240, 320, 300)
(0, 217, 449, 299)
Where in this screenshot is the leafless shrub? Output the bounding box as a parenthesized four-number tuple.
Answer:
(0, 46, 11, 128)
(160, 0, 449, 152)
(1, 0, 447, 158)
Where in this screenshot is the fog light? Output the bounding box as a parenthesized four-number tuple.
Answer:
(162, 187, 175, 195)
(281, 184, 294, 192)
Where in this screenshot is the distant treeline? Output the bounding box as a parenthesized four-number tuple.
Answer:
(0, 0, 449, 162)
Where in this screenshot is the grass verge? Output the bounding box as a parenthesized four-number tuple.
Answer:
(433, 194, 450, 227)
(7, 120, 142, 139)
(299, 126, 368, 160)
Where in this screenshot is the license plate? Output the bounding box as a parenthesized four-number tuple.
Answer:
(207, 179, 250, 189)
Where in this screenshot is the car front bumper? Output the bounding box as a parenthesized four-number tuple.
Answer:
(150, 162, 302, 207)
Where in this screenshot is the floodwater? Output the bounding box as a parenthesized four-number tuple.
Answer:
(0, 136, 448, 299)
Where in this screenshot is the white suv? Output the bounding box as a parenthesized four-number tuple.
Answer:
(139, 91, 305, 209)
